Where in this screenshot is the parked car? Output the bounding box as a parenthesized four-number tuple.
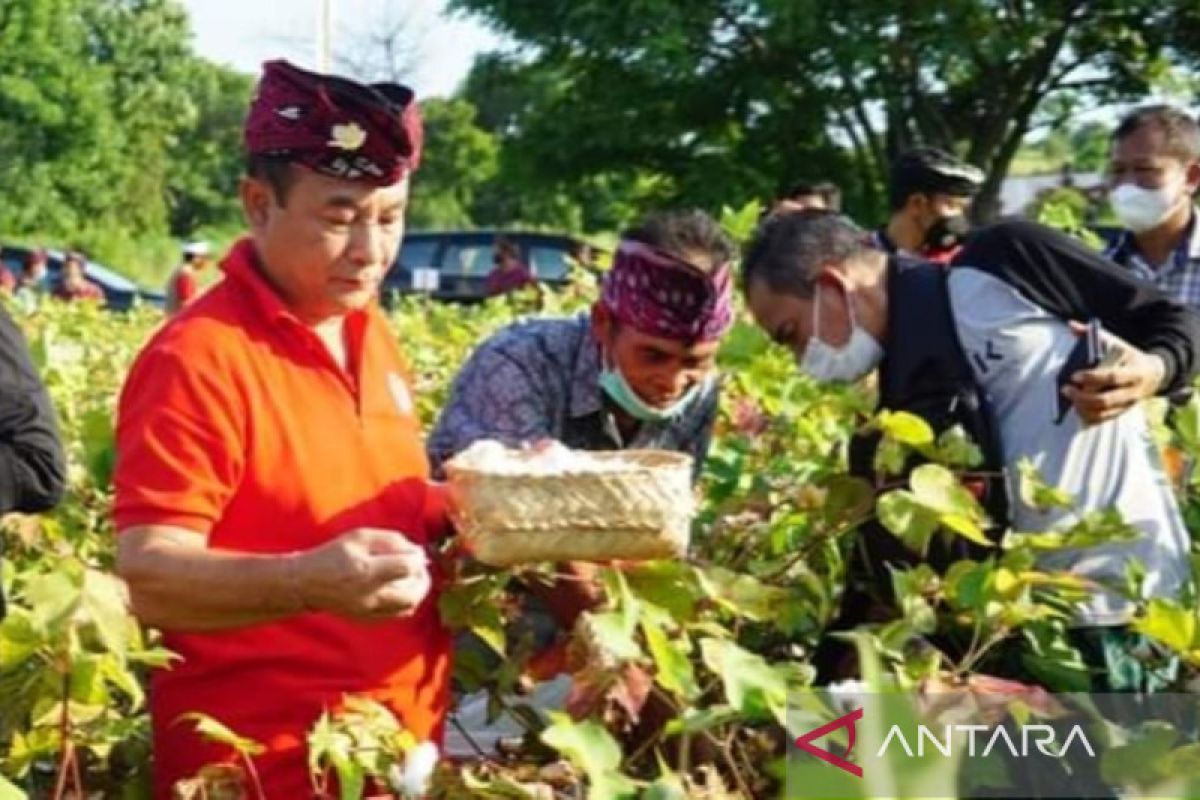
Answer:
(0, 245, 165, 311)
(382, 230, 598, 305)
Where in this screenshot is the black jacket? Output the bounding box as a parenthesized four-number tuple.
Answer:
(952, 219, 1200, 394)
(817, 220, 1200, 679)
(841, 258, 1007, 618)
(0, 305, 67, 617)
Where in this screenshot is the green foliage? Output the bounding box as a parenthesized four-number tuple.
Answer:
(1033, 187, 1106, 250)
(3, 271, 1200, 797)
(452, 0, 1187, 224)
(0, 0, 249, 285)
(540, 714, 638, 799)
(409, 98, 500, 230)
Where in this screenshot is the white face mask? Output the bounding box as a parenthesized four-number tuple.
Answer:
(1110, 179, 1183, 233)
(797, 284, 884, 383)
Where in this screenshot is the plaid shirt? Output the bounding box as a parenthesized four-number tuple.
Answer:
(427, 313, 719, 479)
(1104, 210, 1200, 308)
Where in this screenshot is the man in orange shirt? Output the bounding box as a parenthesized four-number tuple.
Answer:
(113, 60, 450, 798)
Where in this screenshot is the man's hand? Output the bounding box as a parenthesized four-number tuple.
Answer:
(1063, 323, 1167, 426)
(290, 528, 431, 619)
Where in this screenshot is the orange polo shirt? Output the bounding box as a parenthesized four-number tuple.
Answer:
(114, 238, 450, 799)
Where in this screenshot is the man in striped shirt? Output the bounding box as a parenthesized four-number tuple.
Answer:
(1105, 105, 1200, 308)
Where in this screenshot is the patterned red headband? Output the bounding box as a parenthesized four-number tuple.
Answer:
(601, 241, 734, 342)
(244, 60, 422, 185)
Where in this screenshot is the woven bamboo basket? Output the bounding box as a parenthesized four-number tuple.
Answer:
(444, 449, 695, 566)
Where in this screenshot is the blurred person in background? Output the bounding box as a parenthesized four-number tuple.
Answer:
(165, 240, 212, 314)
(773, 180, 842, 214)
(14, 249, 49, 310)
(53, 251, 104, 304)
(875, 146, 984, 264)
(484, 235, 537, 297)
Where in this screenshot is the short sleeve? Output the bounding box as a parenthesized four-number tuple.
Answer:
(113, 343, 245, 534)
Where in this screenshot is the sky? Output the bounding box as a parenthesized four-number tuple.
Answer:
(178, 0, 505, 98)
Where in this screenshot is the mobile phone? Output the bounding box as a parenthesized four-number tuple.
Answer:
(1055, 318, 1105, 424)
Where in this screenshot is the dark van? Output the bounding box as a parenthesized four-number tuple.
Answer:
(382, 230, 597, 304)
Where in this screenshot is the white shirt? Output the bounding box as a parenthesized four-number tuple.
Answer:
(948, 267, 1190, 625)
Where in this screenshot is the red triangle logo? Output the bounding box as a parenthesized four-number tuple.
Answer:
(794, 707, 864, 778)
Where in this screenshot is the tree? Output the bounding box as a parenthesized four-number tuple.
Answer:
(451, 0, 1184, 224)
(80, 0, 197, 235)
(0, 0, 121, 236)
(0, 0, 256, 279)
(165, 62, 253, 237)
(408, 97, 499, 229)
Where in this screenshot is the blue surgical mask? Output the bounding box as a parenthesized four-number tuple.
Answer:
(599, 360, 709, 422)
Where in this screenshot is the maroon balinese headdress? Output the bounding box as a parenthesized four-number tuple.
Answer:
(601, 241, 734, 342)
(244, 60, 422, 185)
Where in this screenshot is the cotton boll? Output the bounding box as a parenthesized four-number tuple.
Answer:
(391, 740, 440, 799)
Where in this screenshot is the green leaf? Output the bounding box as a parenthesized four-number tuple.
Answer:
(624, 561, 705, 623)
(1172, 394, 1200, 451)
(821, 475, 875, 527)
(698, 566, 791, 622)
(700, 638, 788, 722)
(541, 713, 638, 798)
(306, 710, 368, 800)
(1100, 721, 1180, 787)
(1019, 624, 1091, 693)
(177, 712, 265, 757)
(602, 567, 641, 634)
(583, 611, 642, 663)
(68, 653, 107, 705)
(876, 490, 939, 556)
(336, 761, 365, 800)
(890, 566, 939, 635)
(719, 200, 763, 245)
(1133, 599, 1198, 654)
(0, 610, 44, 670)
(641, 617, 698, 700)
(80, 405, 116, 488)
(23, 568, 84, 634)
(1017, 458, 1074, 512)
(939, 512, 993, 548)
(0, 775, 26, 800)
(80, 568, 132, 657)
(1006, 510, 1139, 551)
(933, 425, 984, 467)
(641, 773, 688, 800)
(873, 438, 908, 476)
(717, 322, 771, 366)
(663, 705, 741, 737)
(910, 463, 985, 519)
(438, 575, 508, 656)
(945, 560, 991, 612)
(877, 410, 935, 447)
(99, 653, 144, 709)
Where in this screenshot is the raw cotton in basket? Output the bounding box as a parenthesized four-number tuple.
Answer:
(450, 439, 631, 475)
